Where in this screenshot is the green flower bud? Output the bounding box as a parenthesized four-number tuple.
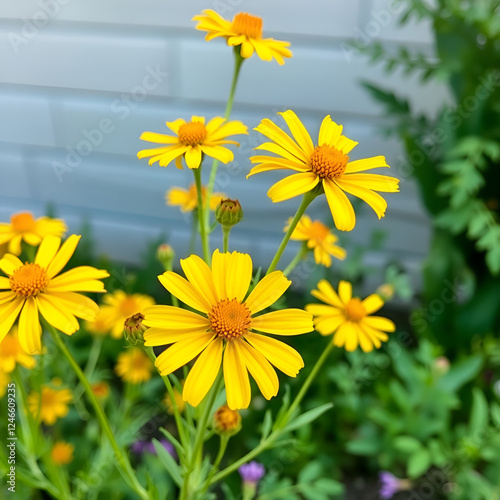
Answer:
(123, 313, 147, 345)
(157, 244, 175, 272)
(215, 199, 243, 228)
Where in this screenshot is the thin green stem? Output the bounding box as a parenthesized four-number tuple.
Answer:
(266, 189, 319, 275)
(144, 347, 188, 450)
(282, 242, 309, 277)
(193, 167, 210, 263)
(189, 211, 198, 254)
(203, 434, 229, 492)
(48, 326, 148, 500)
(207, 50, 244, 198)
(74, 336, 104, 401)
(222, 226, 231, 253)
(282, 341, 335, 423)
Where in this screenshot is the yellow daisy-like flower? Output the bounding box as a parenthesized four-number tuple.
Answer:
(51, 441, 74, 465)
(98, 290, 155, 339)
(115, 348, 154, 384)
(287, 215, 346, 267)
(85, 310, 110, 335)
(138, 116, 248, 169)
(0, 326, 36, 373)
(306, 280, 396, 352)
(0, 235, 109, 354)
(0, 212, 67, 255)
(28, 384, 73, 425)
(167, 183, 227, 212)
(193, 10, 292, 65)
(248, 111, 400, 231)
(143, 249, 313, 410)
(0, 371, 10, 398)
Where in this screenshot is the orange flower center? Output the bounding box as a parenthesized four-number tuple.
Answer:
(9, 263, 49, 297)
(209, 298, 252, 340)
(11, 212, 36, 233)
(231, 12, 263, 39)
(178, 121, 207, 146)
(309, 221, 331, 242)
(344, 298, 367, 322)
(310, 145, 349, 179)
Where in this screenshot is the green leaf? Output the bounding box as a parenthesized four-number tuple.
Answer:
(393, 436, 423, 454)
(437, 356, 482, 392)
(261, 409, 273, 442)
(298, 461, 322, 483)
(313, 478, 344, 495)
(407, 448, 431, 478)
(469, 388, 489, 434)
(152, 439, 182, 487)
(283, 403, 333, 433)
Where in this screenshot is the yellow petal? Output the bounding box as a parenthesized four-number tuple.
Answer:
(0, 254, 23, 275)
(310, 279, 344, 308)
(335, 179, 388, 219)
(268, 172, 319, 203)
(199, 145, 233, 163)
(183, 338, 223, 407)
(144, 327, 210, 346)
(338, 281, 352, 303)
(45, 292, 99, 321)
(19, 297, 42, 355)
(158, 271, 211, 313)
(139, 132, 178, 144)
(224, 341, 251, 410)
(237, 340, 278, 400)
(362, 294, 384, 314)
(278, 110, 314, 155)
(211, 250, 252, 303)
(46, 235, 80, 279)
(323, 179, 356, 231)
(244, 332, 304, 377)
(165, 118, 186, 134)
(254, 142, 308, 165)
(345, 156, 389, 174)
(155, 333, 215, 376)
(245, 271, 290, 314)
(35, 235, 61, 268)
(313, 314, 345, 336)
(305, 303, 340, 316)
(318, 115, 342, 146)
(363, 316, 396, 332)
(180, 255, 218, 307)
(334, 135, 358, 154)
(354, 323, 374, 352)
(0, 296, 24, 343)
(143, 305, 210, 330)
(48, 267, 109, 292)
(184, 145, 202, 169)
(251, 309, 313, 336)
(37, 294, 80, 334)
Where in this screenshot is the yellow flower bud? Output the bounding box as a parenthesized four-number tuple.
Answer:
(215, 199, 243, 228)
(213, 404, 241, 436)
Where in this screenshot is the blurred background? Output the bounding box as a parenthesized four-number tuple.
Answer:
(0, 0, 446, 285)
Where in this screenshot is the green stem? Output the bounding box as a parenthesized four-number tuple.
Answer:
(203, 434, 229, 492)
(189, 211, 198, 255)
(48, 326, 148, 500)
(266, 189, 319, 275)
(282, 341, 335, 424)
(144, 347, 188, 450)
(193, 167, 210, 263)
(207, 50, 244, 199)
(74, 336, 104, 401)
(282, 242, 309, 277)
(222, 226, 231, 253)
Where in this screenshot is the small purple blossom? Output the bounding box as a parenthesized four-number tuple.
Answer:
(239, 461, 265, 484)
(131, 439, 176, 459)
(379, 471, 401, 499)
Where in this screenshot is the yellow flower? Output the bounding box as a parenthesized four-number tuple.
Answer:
(0, 235, 109, 354)
(287, 215, 346, 267)
(0, 371, 10, 398)
(0, 326, 36, 373)
(91, 381, 110, 399)
(0, 212, 67, 255)
(193, 10, 292, 65)
(248, 111, 400, 231)
(164, 386, 185, 414)
(306, 280, 396, 352)
(138, 116, 248, 169)
(51, 441, 74, 465)
(85, 310, 110, 335)
(98, 290, 155, 339)
(28, 383, 73, 425)
(143, 250, 313, 410)
(115, 348, 154, 384)
(167, 183, 227, 212)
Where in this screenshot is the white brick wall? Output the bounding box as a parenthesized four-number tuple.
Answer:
(0, 0, 441, 287)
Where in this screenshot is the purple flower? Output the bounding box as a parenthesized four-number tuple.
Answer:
(131, 441, 146, 454)
(239, 461, 265, 484)
(131, 439, 176, 459)
(379, 471, 401, 499)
